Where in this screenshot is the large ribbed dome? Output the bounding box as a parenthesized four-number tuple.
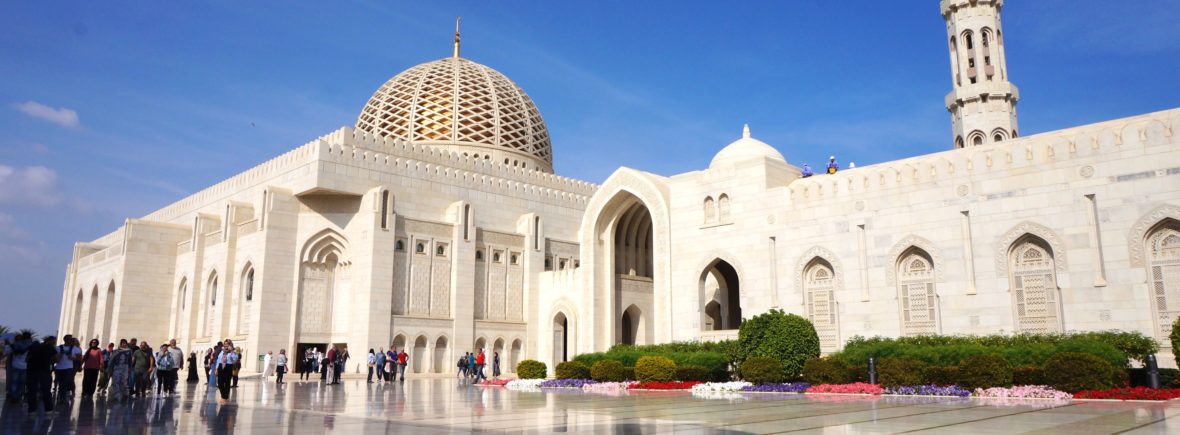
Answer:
(356, 57, 553, 172)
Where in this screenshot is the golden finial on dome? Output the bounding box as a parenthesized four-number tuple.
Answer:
(453, 16, 462, 58)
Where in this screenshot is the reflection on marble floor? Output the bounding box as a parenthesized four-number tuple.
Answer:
(2, 377, 1179, 434)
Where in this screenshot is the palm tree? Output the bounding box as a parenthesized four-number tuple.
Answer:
(18, 328, 36, 340)
(0, 325, 9, 336)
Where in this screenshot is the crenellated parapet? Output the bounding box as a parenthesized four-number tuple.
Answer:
(787, 107, 1179, 202)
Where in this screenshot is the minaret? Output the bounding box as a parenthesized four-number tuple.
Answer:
(941, 0, 1019, 148)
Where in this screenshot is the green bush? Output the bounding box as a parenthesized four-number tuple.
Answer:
(1012, 365, 1045, 386)
(623, 367, 635, 381)
(1172, 317, 1180, 366)
(876, 358, 928, 388)
(738, 309, 820, 379)
(555, 361, 590, 380)
(1042, 352, 1115, 393)
(802, 357, 856, 385)
(634, 356, 677, 382)
(924, 366, 959, 386)
(954, 355, 1012, 389)
(740, 356, 783, 384)
(574, 349, 730, 381)
(841, 331, 1154, 366)
(590, 360, 626, 382)
(516, 360, 547, 379)
(675, 365, 709, 382)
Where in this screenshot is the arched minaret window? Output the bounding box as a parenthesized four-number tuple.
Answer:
(963, 31, 977, 84)
(981, 28, 994, 80)
(955, 136, 965, 149)
(949, 37, 961, 86)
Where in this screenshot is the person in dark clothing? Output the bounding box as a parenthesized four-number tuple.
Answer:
(214, 342, 237, 401)
(187, 352, 200, 383)
(25, 336, 58, 413)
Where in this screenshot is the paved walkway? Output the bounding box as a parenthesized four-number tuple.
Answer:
(2, 376, 1179, 433)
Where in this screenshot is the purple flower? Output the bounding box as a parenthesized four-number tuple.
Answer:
(885, 384, 971, 397)
(540, 379, 598, 388)
(740, 382, 810, 393)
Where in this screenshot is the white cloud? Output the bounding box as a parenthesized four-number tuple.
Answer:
(32, 143, 49, 154)
(0, 212, 46, 265)
(13, 101, 80, 129)
(0, 165, 61, 206)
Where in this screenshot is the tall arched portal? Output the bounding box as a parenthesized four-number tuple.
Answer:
(611, 195, 653, 345)
(700, 259, 741, 330)
(553, 312, 569, 363)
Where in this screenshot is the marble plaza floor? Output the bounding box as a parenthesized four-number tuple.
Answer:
(2, 375, 1179, 434)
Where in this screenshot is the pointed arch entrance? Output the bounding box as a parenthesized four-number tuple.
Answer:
(553, 311, 569, 364)
(700, 259, 741, 331)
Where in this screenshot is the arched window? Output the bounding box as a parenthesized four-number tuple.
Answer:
(415, 242, 425, 254)
(897, 249, 938, 336)
(1146, 221, 1180, 346)
(240, 267, 255, 334)
(970, 131, 985, 147)
(395, 240, 405, 251)
(718, 194, 731, 223)
(703, 196, 716, 224)
(950, 36, 961, 86)
(803, 258, 839, 352)
(476, 250, 484, 261)
(244, 268, 255, 302)
(206, 273, 219, 337)
(436, 244, 446, 256)
(955, 136, 964, 149)
(1009, 236, 1062, 333)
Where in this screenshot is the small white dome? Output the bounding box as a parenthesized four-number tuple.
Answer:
(709, 124, 786, 168)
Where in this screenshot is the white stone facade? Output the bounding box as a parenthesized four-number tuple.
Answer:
(59, 9, 1180, 374)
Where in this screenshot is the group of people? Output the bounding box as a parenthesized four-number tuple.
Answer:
(299, 346, 356, 384)
(364, 347, 409, 383)
(456, 349, 499, 382)
(801, 156, 854, 178)
(3, 332, 190, 413)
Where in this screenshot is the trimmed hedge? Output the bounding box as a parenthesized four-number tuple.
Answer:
(1172, 317, 1180, 366)
(738, 309, 820, 379)
(1012, 365, 1046, 386)
(834, 337, 1126, 370)
(675, 365, 709, 382)
(516, 360, 547, 379)
(740, 356, 783, 384)
(876, 358, 928, 388)
(802, 357, 856, 385)
(1042, 352, 1115, 393)
(841, 331, 1155, 366)
(590, 360, 626, 382)
(954, 354, 1012, 390)
(635, 356, 676, 382)
(574, 349, 729, 381)
(924, 366, 959, 387)
(555, 361, 590, 380)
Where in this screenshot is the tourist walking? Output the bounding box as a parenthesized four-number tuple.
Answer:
(324, 346, 335, 383)
(156, 344, 177, 395)
(492, 351, 500, 378)
(54, 335, 82, 401)
(108, 339, 133, 401)
(97, 343, 114, 395)
(262, 351, 273, 379)
(25, 335, 58, 413)
(366, 349, 375, 383)
(5, 332, 32, 404)
(204, 346, 216, 386)
(334, 348, 349, 384)
(132, 341, 152, 398)
(397, 348, 408, 382)
(474, 349, 486, 382)
(231, 346, 242, 388)
(214, 341, 237, 401)
(81, 339, 103, 397)
(168, 339, 184, 391)
(187, 352, 199, 383)
(275, 349, 288, 384)
(385, 348, 396, 383)
(374, 347, 386, 382)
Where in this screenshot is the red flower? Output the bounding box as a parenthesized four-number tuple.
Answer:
(1073, 387, 1180, 401)
(627, 381, 703, 390)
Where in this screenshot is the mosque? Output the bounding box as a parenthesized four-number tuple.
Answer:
(58, 0, 1180, 373)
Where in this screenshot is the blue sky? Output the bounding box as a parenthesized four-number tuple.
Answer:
(1, 1, 1177, 334)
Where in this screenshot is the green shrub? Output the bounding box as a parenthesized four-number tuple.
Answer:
(555, 361, 590, 380)
(574, 349, 730, 381)
(1012, 365, 1045, 386)
(876, 358, 927, 388)
(516, 360, 547, 379)
(954, 355, 1012, 389)
(623, 367, 635, 381)
(675, 365, 709, 382)
(1172, 317, 1180, 366)
(740, 356, 783, 384)
(924, 366, 959, 386)
(635, 356, 677, 382)
(1042, 352, 1115, 393)
(802, 357, 856, 385)
(738, 309, 820, 379)
(590, 360, 626, 382)
(841, 331, 1153, 366)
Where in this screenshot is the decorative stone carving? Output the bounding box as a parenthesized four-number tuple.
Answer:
(1079, 165, 1095, 178)
(793, 246, 845, 295)
(1128, 205, 1180, 267)
(884, 235, 946, 285)
(994, 221, 1069, 277)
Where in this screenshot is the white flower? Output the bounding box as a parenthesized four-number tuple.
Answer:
(505, 379, 546, 391)
(690, 381, 752, 393)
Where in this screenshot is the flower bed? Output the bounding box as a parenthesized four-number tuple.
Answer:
(973, 385, 1072, 400)
(505, 379, 546, 391)
(479, 378, 512, 386)
(805, 382, 884, 395)
(583, 381, 635, 396)
(885, 385, 971, 397)
(741, 383, 810, 393)
(540, 379, 598, 389)
(628, 381, 702, 390)
(690, 382, 751, 393)
(1073, 387, 1180, 401)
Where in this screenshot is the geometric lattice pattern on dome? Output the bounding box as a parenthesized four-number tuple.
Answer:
(356, 57, 552, 169)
